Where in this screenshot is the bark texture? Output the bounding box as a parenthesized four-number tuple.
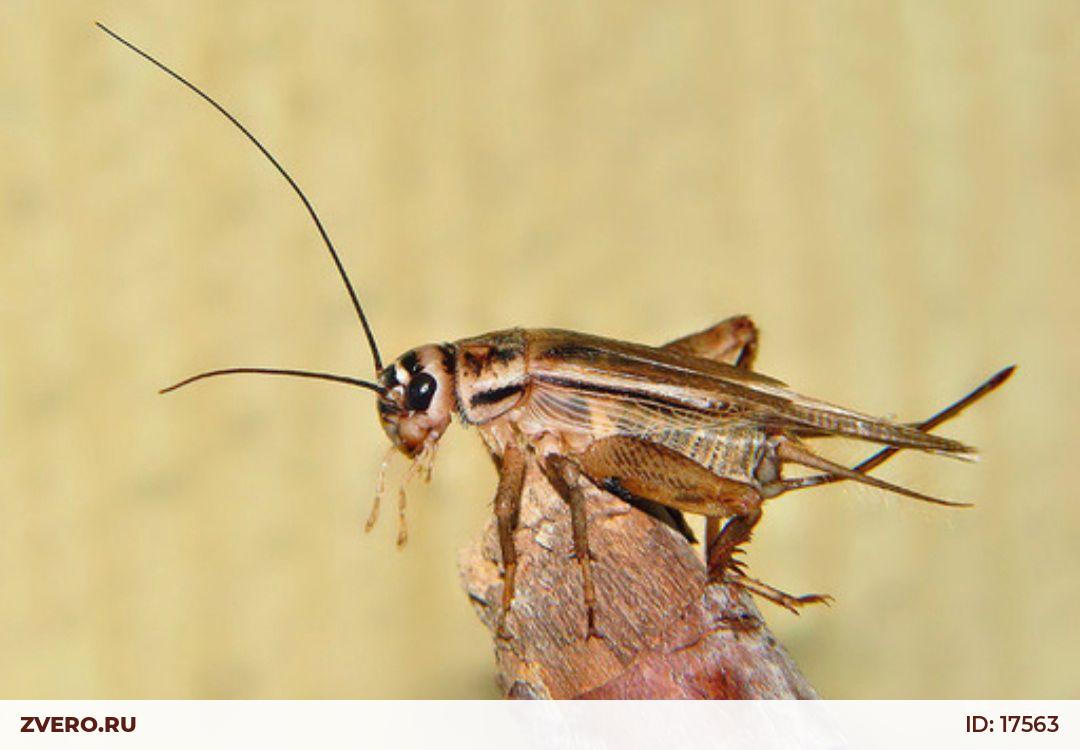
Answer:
(459, 463, 817, 699)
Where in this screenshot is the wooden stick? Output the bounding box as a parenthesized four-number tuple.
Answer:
(458, 463, 817, 699)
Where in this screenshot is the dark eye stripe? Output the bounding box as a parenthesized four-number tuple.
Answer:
(400, 351, 421, 374)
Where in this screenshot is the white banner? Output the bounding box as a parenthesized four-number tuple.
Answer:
(2, 700, 1075, 749)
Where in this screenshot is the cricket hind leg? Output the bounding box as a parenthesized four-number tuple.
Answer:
(705, 507, 761, 579)
(603, 481, 698, 543)
(578, 436, 764, 522)
(576, 434, 766, 576)
(716, 368, 1017, 612)
(663, 314, 759, 369)
(710, 431, 961, 613)
(706, 511, 833, 613)
(725, 569, 833, 614)
(716, 371, 1013, 612)
(546, 435, 764, 638)
(576, 435, 830, 614)
(714, 372, 1005, 612)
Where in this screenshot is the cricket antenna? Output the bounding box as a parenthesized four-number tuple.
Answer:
(96, 22, 384, 374)
(160, 367, 384, 396)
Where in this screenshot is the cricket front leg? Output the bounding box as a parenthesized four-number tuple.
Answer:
(539, 454, 600, 639)
(494, 446, 526, 638)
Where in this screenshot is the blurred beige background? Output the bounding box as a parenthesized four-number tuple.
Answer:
(2, 1, 1077, 698)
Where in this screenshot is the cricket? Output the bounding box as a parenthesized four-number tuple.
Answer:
(100, 24, 1014, 638)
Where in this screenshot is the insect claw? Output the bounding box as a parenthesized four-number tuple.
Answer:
(726, 569, 833, 614)
(787, 593, 834, 612)
(727, 557, 748, 576)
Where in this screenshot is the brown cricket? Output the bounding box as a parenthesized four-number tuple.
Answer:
(102, 24, 1014, 637)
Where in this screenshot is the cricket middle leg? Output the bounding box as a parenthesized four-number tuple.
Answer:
(663, 314, 759, 369)
(540, 453, 601, 639)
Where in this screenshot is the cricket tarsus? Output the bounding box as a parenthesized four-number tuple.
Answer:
(96, 22, 383, 374)
(725, 569, 833, 614)
(540, 454, 602, 640)
(159, 367, 383, 395)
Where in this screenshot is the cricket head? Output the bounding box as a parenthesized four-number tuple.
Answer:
(376, 344, 457, 458)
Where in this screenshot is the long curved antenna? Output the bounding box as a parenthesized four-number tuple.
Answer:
(160, 367, 384, 395)
(97, 22, 384, 374)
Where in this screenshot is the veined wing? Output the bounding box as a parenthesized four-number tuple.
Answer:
(523, 328, 974, 455)
(525, 379, 768, 486)
(526, 375, 760, 439)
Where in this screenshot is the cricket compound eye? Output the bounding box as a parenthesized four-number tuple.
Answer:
(406, 372, 437, 412)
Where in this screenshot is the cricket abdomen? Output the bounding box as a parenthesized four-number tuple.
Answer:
(649, 424, 769, 487)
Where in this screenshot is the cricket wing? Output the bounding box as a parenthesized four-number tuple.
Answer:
(523, 329, 975, 456)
